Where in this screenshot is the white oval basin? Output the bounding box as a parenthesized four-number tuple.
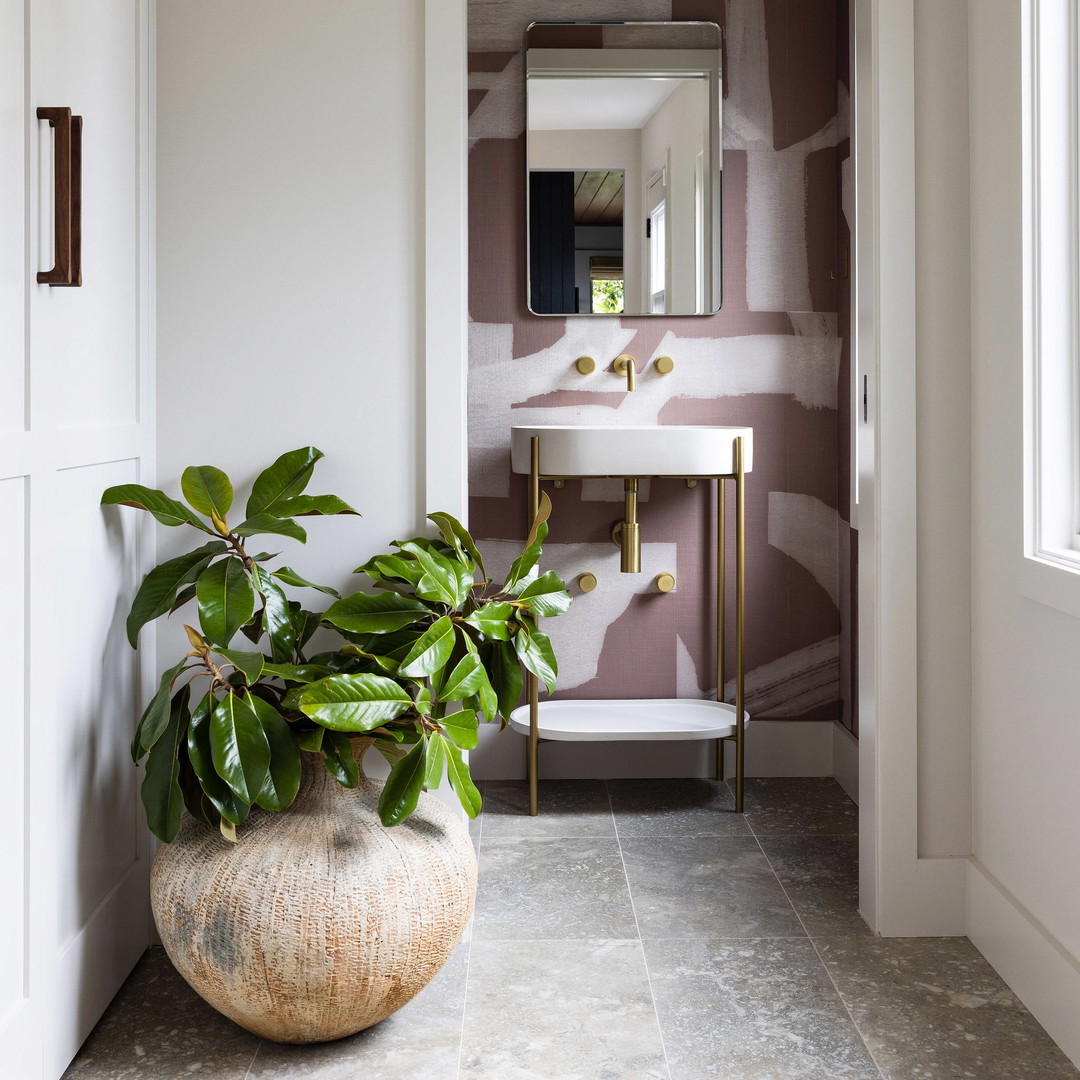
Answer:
(508, 698, 751, 742)
(510, 424, 753, 477)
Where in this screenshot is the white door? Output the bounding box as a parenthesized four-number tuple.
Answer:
(1, 3, 153, 1076)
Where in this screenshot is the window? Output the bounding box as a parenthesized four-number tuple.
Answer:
(1023, 0, 1080, 610)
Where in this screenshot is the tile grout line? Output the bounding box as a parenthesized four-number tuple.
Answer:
(746, 818, 888, 1080)
(606, 779, 675, 1080)
(455, 782, 486, 1080)
(241, 1040, 263, 1080)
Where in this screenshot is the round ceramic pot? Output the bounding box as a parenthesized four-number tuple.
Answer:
(150, 739, 477, 1043)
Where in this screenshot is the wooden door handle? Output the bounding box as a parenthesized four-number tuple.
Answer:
(37, 107, 82, 287)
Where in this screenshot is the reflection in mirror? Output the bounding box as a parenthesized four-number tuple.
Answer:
(526, 21, 722, 317)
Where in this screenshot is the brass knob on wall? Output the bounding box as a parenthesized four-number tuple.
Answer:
(575, 355, 596, 374)
(577, 572, 598, 593)
(655, 572, 676, 593)
(654, 355, 675, 374)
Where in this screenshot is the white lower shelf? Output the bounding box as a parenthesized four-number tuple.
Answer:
(508, 698, 751, 743)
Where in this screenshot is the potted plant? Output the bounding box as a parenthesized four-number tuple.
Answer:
(101, 446, 569, 1043)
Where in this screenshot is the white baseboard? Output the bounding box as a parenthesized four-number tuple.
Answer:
(472, 719, 836, 781)
(832, 722, 859, 804)
(967, 860, 1080, 1069)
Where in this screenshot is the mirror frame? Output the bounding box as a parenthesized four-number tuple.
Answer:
(524, 20, 723, 318)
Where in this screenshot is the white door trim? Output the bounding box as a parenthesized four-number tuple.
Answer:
(855, 0, 967, 935)
(423, 0, 468, 525)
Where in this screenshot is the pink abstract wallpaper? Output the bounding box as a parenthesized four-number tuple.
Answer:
(467, 0, 856, 733)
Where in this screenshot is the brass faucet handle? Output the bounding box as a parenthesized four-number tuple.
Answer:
(577, 572, 598, 593)
(575, 355, 596, 375)
(655, 572, 676, 593)
(654, 355, 675, 375)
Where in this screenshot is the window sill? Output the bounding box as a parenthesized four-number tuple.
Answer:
(1020, 551, 1080, 620)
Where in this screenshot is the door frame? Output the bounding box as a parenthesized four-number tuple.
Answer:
(853, 0, 967, 935)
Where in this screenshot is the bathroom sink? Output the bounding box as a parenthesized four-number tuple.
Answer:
(510, 424, 754, 478)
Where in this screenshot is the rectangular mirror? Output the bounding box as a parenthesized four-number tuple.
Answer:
(526, 21, 723, 317)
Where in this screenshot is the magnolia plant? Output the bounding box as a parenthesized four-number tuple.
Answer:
(102, 447, 570, 844)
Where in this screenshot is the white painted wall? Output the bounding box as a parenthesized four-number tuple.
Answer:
(913, 0, 972, 858)
(156, 0, 427, 595)
(966, 0, 1080, 1063)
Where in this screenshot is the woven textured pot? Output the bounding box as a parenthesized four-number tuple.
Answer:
(150, 738, 477, 1043)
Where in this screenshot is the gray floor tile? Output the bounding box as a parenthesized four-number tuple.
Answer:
(620, 835, 805, 939)
(608, 777, 751, 837)
(758, 836, 872, 937)
(817, 936, 1080, 1079)
(738, 777, 858, 836)
(460, 939, 669, 1080)
(469, 780, 485, 842)
(644, 937, 881, 1080)
(481, 779, 615, 838)
(247, 945, 468, 1079)
(62, 947, 260, 1079)
(474, 837, 638, 940)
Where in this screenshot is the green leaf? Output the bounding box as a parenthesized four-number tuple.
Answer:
(196, 557, 256, 647)
(272, 566, 340, 597)
(514, 623, 558, 693)
(356, 553, 424, 586)
(427, 512, 487, 579)
(132, 658, 190, 762)
(397, 541, 472, 607)
(289, 673, 413, 731)
(271, 494, 359, 517)
(444, 739, 482, 819)
(378, 737, 428, 825)
(261, 661, 332, 683)
(322, 730, 360, 786)
(245, 446, 323, 518)
(398, 616, 456, 678)
(102, 483, 214, 532)
(440, 708, 479, 750)
(291, 605, 322, 651)
(126, 541, 229, 647)
(169, 584, 197, 614)
(248, 696, 301, 811)
(259, 576, 297, 662)
(216, 648, 264, 685)
(440, 653, 485, 701)
(181, 465, 233, 520)
(234, 514, 307, 542)
(141, 685, 190, 842)
(210, 693, 271, 803)
(324, 590, 432, 635)
(187, 695, 250, 825)
(374, 739, 409, 769)
(503, 490, 551, 591)
(424, 733, 446, 790)
(462, 600, 515, 641)
(298, 726, 325, 752)
(487, 639, 524, 718)
(516, 570, 573, 617)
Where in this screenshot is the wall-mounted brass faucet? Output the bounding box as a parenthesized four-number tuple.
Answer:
(620, 479, 641, 572)
(613, 354, 637, 391)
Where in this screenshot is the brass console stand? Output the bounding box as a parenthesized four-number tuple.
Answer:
(524, 434, 747, 816)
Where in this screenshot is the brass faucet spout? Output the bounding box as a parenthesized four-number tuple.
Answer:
(621, 479, 641, 573)
(614, 354, 637, 392)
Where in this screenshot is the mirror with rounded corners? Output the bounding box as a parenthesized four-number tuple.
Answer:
(526, 20, 723, 317)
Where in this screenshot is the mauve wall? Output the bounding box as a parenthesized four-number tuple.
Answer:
(467, 0, 855, 734)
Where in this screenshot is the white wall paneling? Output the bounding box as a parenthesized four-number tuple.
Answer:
(1, 2, 154, 1077)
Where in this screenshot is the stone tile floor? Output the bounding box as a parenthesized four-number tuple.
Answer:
(64, 777, 1079, 1080)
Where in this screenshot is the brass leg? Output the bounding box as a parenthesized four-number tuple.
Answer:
(715, 476, 726, 781)
(527, 436, 541, 816)
(734, 437, 746, 814)
(527, 673, 539, 815)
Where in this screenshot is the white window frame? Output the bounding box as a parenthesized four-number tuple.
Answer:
(1022, 0, 1080, 617)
